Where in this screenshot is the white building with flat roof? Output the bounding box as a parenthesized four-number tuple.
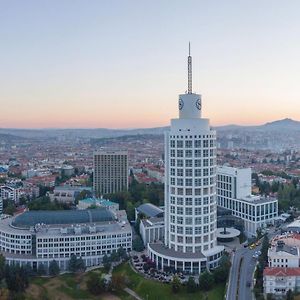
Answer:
(217, 166, 278, 237)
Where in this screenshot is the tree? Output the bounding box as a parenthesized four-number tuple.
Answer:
(213, 254, 231, 283)
(86, 273, 107, 295)
(68, 254, 78, 273)
(4, 265, 29, 293)
(132, 236, 144, 252)
(171, 275, 181, 293)
(49, 260, 60, 276)
(186, 276, 197, 293)
(286, 289, 294, 300)
(0, 253, 5, 280)
(199, 271, 214, 291)
(68, 255, 85, 273)
(117, 247, 128, 261)
(37, 263, 46, 276)
(103, 254, 111, 273)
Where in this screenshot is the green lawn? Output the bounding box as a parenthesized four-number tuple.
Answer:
(113, 262, 225, 300)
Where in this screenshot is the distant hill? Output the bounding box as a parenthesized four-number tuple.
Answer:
(1, 118, 300, 139)
(263, 118, 300, 130)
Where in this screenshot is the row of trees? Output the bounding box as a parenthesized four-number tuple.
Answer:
(105, 175, 164, 221)
(253, 172, 300, 211)
(102, 247, 129, 272)
(171, 254, 231, 294)
(254, 235, 269, 300)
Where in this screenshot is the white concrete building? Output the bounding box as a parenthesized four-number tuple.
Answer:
(93, 150, 128, 196)
(268, 241, 300, 268)
(0, 208, 132, 271)
(148, 46, 224, 274)
(140, 217, 164, 246)
(217, 166, 278, 237)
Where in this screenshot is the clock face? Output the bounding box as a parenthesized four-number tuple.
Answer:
(196, 98, 201, 110)
(179, 98, 184, 110)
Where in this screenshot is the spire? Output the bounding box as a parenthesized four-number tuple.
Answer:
(188, 42, 192, 94)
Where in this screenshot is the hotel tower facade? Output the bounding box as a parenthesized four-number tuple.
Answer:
(148, 45, 224, 274)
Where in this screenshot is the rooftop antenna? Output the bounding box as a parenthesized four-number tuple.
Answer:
(188, 42, 192, 94)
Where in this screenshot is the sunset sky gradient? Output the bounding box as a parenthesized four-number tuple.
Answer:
(1, 1, 300, 128)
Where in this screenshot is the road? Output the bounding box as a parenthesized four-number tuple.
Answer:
(226, 229, 277, 300)
(226, 246, 261, 300)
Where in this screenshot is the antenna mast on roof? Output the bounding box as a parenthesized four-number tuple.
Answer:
(188, 42, 192, 94)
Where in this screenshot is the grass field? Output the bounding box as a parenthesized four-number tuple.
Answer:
(5, 262, 225, 300)
(113, 262, 225, 300)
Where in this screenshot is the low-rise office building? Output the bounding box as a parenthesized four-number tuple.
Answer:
(0, 208, 132, 271)
(77, 197, 119, 212)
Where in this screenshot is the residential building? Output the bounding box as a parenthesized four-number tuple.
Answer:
(93, 150, 128, 196)
(264, 267, 300, 296)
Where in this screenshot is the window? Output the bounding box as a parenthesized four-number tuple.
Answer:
(171, 150, 175, 157)
(186, 217, 193, 225)
(177, 150, 183, 157)
(177, 178, 183, 186)
(195, 140, 201, 148)
(177, 140, 183, 148)
(185, 227, 193, 234)
(171, 177, 175, 185)
(195, 207, 201, 215)
(185, 178, 192, 186)
(185, 150, 192, 157)
(195, 169, 201, 177)
(203, 140, 209, 147)
(170, 140, 175, 147)
(203, 150, 209, 157)
(186, 169, 192, 176)
(185, 140, 192, 148)
(195, 217, 201, 224)
(177, 169, 183, 176)
(177, 226, 183, 234)
(185, 198, 192, 205)
(186, 207, 192, 215)
(195, 159, 201, 167)
(177, 197, 183, 205)
(186, 188, 192, 195)
(195, 150, 201, 157)
(177, 217, 183, 224)
(177, 159, 183, 167)
(195, 227, 202, 234)
(195, 178, 201, 186)
(170, 159, 175, 167)
(177, 207, 183, 215)
(171, 168, 175, 176)
(195, 198, 202, 205)
(185, 159, 193, 167)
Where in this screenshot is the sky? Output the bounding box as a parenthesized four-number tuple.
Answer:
(1, 1, 300, 128)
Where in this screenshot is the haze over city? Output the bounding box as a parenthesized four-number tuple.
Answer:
(1, 1, 300, 128)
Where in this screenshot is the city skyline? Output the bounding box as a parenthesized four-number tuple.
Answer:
(1, 1, 300, 128)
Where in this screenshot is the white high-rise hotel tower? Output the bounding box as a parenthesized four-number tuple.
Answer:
(148, 45, 224, 274)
